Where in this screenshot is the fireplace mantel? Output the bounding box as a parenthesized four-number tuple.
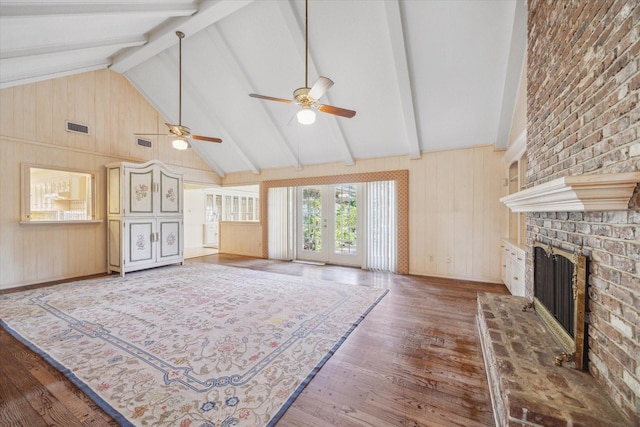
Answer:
(500, 172, 640, 212)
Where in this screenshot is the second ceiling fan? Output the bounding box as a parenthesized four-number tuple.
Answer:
(249, 0, 356, 125)
(136, 31, 222, 150)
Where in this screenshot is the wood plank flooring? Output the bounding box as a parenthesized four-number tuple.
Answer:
(0, 254, 508, 427)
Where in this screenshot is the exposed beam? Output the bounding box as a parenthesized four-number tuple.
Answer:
(0, 60, 110, 90)
(495, 0, 527, 150)
(188, 141, 226, 178)
(204, 26, 301, 170)
(0, 3, 197, 17)
(110, 0, 254, 74)
(184, 71, 261, 176)
(0, 36, 146, 60)
(384, 0, 421, 159)
(276, 0, 354, 166)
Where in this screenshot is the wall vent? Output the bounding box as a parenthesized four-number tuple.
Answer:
(137, 138, 153, 148)
(65, 121, 89, 135)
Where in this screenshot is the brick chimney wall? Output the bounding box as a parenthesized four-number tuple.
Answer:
(527, 0, 639, 421)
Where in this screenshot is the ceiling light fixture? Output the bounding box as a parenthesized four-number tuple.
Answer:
(172, 137, 190, 150)
(297, 106, 316, 125)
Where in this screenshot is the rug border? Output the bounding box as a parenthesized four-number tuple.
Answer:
(1, 319, 135, 427)
(266, 288, 390, 426)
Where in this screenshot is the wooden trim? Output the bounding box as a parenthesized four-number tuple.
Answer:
(503, 129, 526, 166)
(19, 220, 103, 225)
(500, 172, 640, 212)
(259, 170, 409, 274)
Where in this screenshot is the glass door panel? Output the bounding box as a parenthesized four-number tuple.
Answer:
(300, 187, 325, 261)
(296, 185, 362, 266)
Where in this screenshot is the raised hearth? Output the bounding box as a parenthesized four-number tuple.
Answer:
(477, 293, 629, 426)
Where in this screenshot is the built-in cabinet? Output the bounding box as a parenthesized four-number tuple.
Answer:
(508, 155, 528, 246)
(201, 188, 259, 248)
(107, 160, 184, 276)
(501, 131, 527, 296)
(501, 240, 525, 296)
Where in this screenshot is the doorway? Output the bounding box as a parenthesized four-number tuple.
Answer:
(296, 184, 363, 267)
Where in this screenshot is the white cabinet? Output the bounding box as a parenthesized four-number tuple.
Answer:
(203, 222, 218, 246)
(107, 160, 184, 276)
(502, 240, 525, 296)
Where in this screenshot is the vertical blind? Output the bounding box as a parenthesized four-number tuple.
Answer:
(268, 187, 292, 260)
(366, 180, 397, 272)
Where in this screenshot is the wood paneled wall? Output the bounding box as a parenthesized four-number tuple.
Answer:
(219, 222, 262, 257)
(0, 70, 220, 289)
(223, 145, 507, 283)
(0, 68, 507, 287)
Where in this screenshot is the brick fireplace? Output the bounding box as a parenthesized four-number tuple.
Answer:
(518, 0, 639, 423)
(482, 172, 637, 425)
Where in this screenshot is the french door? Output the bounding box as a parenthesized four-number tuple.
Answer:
(296, 184, 363, 267)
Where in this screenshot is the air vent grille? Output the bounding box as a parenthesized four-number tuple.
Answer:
(65, 121, 89, 134)
(137, 138, 153, 148)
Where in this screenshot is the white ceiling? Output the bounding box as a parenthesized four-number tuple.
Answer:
(0, 0, 527, 177)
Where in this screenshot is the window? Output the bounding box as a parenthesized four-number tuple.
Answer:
(22, 165, 96, 222)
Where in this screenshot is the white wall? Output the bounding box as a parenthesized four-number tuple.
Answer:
(184, 189, 206, 249)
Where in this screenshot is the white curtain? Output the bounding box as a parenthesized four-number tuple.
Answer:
(268, 187, 294, 260)
(365, 180, 397, 272)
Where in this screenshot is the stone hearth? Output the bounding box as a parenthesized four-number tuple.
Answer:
(476, 293, 629, 426)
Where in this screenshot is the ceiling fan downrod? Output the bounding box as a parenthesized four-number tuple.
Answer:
(176, 31, 185, 126)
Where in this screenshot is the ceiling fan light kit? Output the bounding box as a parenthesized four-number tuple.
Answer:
(172, 137, 190, 150)
(297, 107, 316, 125)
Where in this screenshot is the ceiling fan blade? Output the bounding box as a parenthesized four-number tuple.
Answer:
(317, 104, 356, 118)
(308, 76, 334, 100)
(249, 94, 293, 104)
(191, 135, 222, 143)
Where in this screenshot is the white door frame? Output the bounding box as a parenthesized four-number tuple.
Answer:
(295, 184, 363, 267)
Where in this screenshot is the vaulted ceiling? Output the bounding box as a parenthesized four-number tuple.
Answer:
(0, 0, 527, 177)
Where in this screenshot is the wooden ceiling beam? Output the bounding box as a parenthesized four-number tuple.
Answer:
(0, 2, 196, 17)
(383, 0, 421, 159)
(110, 0, 254, 74)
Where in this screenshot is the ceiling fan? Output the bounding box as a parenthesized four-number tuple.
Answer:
(249, 0, 356, 125)
(135, 31, 222, 150)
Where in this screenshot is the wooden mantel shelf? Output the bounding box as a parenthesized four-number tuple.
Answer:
(500, 172, 640, 212)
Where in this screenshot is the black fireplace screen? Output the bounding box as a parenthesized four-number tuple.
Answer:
(533, 241, 588, 370)
(534, 246, 575, 336)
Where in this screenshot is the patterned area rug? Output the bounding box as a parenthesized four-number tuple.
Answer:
(0, 263, 387, 426)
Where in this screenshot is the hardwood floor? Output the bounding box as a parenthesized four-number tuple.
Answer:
(0, 254, 508, 427)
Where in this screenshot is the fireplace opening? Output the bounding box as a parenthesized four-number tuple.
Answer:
(533, 241, 589, 370)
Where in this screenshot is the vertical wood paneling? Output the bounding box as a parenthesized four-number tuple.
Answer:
(0, 87, 15, 137)
(94, 70, 109, 153)
(74, 73, 95, 151)
(453, 151, 473, 278)
(409, 157, 426, 273)
(471, 147, 486, 279)
(0, 69, 219, 290)
(52, 77, 67, 144)
(35, 80, 53, 142)
(22, 84, 38, 142)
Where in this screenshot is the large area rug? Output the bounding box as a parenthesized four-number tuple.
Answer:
(0, 263, 388, 426)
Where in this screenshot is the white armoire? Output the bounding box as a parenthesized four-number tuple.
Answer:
(106, 160, 184, 276)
